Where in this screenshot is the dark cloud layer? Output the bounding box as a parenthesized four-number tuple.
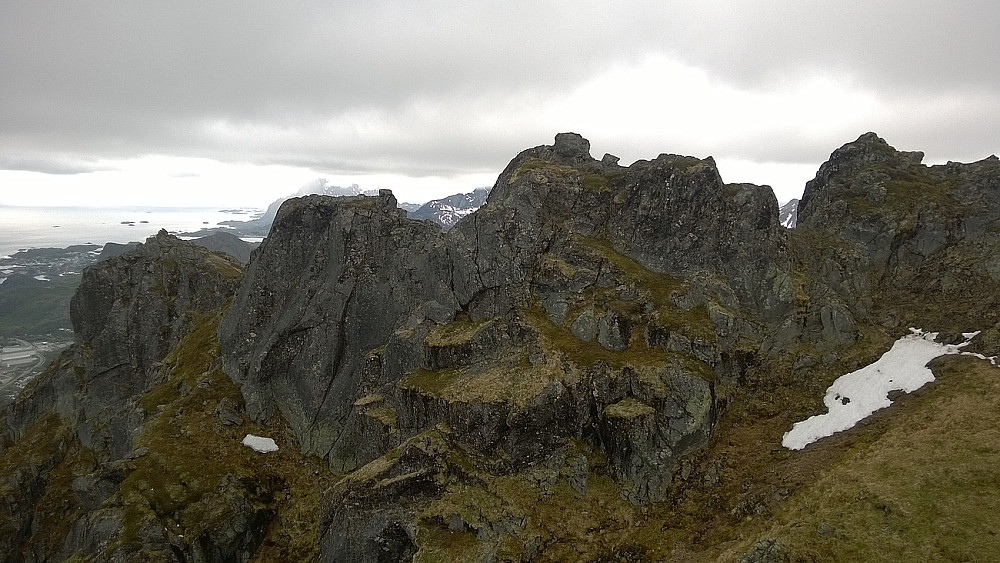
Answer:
(3, 1, 998, 181)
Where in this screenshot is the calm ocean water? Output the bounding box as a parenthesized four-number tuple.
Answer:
(0, 206, 257, 257)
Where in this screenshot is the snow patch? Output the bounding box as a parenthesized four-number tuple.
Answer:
(242, 434, 279, 453)
(33, 275, 50, 282)
(783, 329, 989, 450)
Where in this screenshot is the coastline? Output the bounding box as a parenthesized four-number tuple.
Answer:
(0, 205, 263, 257)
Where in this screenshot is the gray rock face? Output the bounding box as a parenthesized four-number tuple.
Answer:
(317, 432, 443, 563)
(219, 190, 458, 462)
(68, 230, 242, 459)
(219, 133, 797, 555)
(0, 231, 245, 561)
(795, 132, 1000, 336)
(596, 364, 714, 504)
(3, 131, 998, 560)
(221, 133, 790, 474)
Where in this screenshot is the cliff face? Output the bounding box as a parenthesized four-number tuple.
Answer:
(794, 133, 1000, 353)
(4, 231, 241, 460)
(0, 231, 248, 559)
(2, 133, 999, 561)
(69, 231, 243, 460)
(219, 191, 456, 464)
(218, 133, 800, 559)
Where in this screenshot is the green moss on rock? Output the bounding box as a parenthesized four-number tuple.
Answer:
(400, 355, 565, 408)
(115, 307, 333, 560)
(363, 407, 398, 429)
(604, 397, 656, 419)
(424, 314, 492, 347)
(509, 157, 580, 184)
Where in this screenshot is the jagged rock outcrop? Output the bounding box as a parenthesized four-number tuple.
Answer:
(3, 231, 243, 461)
(219, 133, 798, 556)
(66, 230, 243, 460)
(793, 133, 1000, 354)
(219, 190, 458, 465)
(0, 231, 246, 560)
(5, 132, 997, 560)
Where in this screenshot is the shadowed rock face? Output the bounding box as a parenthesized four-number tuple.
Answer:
(42, 230, 242, 460)
(219, 190, 458, 463)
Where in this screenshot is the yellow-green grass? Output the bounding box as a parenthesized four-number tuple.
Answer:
(719, 355, 1000, 561)
(114, 307, 333, 561)
(401, 353, 567, 408)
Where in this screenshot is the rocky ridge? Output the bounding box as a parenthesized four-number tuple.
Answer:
(0, 231, 253, 559)
(219, 133, 799, 559)
(0, 133, 998, 561)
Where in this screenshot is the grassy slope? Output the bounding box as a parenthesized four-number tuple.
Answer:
(112, 308, 334, 561)
(706, 355, 1000, 561)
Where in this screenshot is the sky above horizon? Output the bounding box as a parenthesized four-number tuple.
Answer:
(2, 1, 998, 208)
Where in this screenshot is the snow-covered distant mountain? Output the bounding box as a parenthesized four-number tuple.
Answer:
(294, 179, 375, 198)
(405, 187, 491, 229)
(779, 198, 799, 228)
(215, 180, 373, 235)
(213, 181, 491, 236)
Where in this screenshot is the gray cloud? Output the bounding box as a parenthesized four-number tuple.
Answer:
(2, 1, 998, 184)
(0, 155, 111, 175)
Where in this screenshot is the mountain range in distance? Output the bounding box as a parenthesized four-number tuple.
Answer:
(206, 181, 492, 238)
(779, 198, 799, 228)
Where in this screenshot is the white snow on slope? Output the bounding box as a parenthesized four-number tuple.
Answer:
(242, 434, 279, 453)
(783, 329, 991, 450)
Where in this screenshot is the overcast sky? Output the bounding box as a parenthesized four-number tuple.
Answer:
(2, 1, 998, 207)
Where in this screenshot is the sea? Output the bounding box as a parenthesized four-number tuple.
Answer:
(0, 205, 261, 258)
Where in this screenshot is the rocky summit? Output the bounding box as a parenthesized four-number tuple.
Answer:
(1, 133, 999, 561)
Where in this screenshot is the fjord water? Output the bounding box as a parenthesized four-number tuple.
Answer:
(0, 205, 252, 257)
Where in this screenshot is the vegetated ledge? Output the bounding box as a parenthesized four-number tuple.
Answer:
(604, 396, 656, 419)
(399, 353, 567, 409)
